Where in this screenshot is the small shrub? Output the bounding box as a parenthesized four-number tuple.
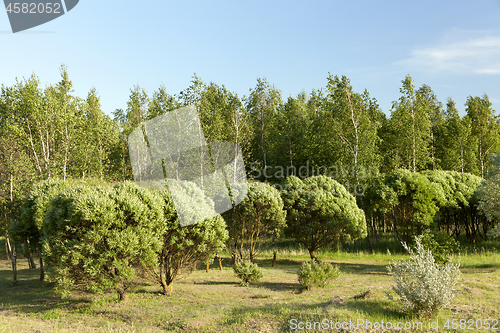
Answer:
(387, 237, 461, 317)
(233, 260, 263, 286)
(297, 260, 340, 290)
(416, 229, 460, 264)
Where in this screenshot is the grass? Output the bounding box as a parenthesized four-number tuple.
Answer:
(1, 236, 499, 332)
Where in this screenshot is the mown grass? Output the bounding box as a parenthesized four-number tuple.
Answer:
(1, 236, 499, 332)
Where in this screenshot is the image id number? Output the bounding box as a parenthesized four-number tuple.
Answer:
(5, 3, 62, 14)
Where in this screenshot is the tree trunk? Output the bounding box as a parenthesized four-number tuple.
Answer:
(39, 250, 45, 281)
(231, 252, 236, 265)
(118, 285, 127, 301)
(159, 255, 169, 294)
(26, 240, 36, 270)
(5, 232, 12, 261)
(392, 208, 402, 244)
(217, 256, 223, 271)
(162, 282, 173, 295)
(308, 249, 318, 261)
(160, 274, 169, 295)
(261, 110, 267, 169)
(272, 250, 277, 267)
(5, 237, 10, 261)
(11, 242, 17, 286)
(365, 236, 373, 254)
(371, 214, 379, 244)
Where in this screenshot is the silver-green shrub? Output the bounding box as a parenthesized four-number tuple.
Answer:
(298, 260, 340, 290)
(387, 238, 461, 317)
(233, 260, 263, 286)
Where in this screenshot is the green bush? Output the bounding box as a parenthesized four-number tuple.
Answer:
(216, 181, 286, 261)
(11, 178, 106, 256)
(281, 175, 366, 260)
(416, 229, 460, 264)
(42, 182, 166, 300)
(233, 260, 263, 286)
(151, 181, 228, 294)
(387, 237, 461, 317)
(297, 260, 340, 290)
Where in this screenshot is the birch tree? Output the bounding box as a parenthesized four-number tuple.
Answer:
(389, 75, 431, 172)
(246, 78, 282, 173)
(465, 94, 499, 178)
(323, 75, 381, 184)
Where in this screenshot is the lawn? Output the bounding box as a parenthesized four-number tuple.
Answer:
(1, 237, 499, 333)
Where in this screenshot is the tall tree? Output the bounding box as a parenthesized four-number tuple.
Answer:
(465, 94, 499, 178)
(125, 85, 149, 136)
(198, 82, 252, 180)
(147, 86, 182, 120)
(441, 98, 474, 173)
(269, 92, 311, 177)
(416, 84, 444, 170)
(321, 75, 381, 184)
(74, 88, 120, 180)
(389, 75, 431, 172)
(46, 66, 79, 180)
(246, 78, 282, 172)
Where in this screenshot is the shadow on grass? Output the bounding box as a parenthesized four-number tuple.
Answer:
(0, 264, 93, 316)
(209, 256, 302, 270)
(253, 281, 299, 292)
(461, 262, 500, 270)
(334, 262, 389, 275)
(210, 256, 389, 274)
(197, 280, 236, 286)
(221, 296, 406, 332)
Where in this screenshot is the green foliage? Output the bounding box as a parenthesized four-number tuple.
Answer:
(387, 237, 461, 317)
(282, 175, 366, 260)
(216, 181, 286, 260)
(10, 178, 106, 254)
(297, 260, 340, 290)
(233, 260, 263, 286)
(314, 74, 381, 182)
(152, 181, 228, 294)
(387, 75, 431, 172)
(17, 178, 228, 298)
(2, 67, 500, 261)
(416, 229, 460, 264)
(0, 121, 33, 237)
(465, 94, 500, 178)
(366, 169, 485, 244)
(386, 169, 442, 228)
(366, 169, 443, 242)
(42, 182, 166, 299)
(245, 77, 282, 173)
(477, 152, 500, 238)
(440, 98, 474, 173)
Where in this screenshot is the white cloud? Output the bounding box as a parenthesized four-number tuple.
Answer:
(401, 33, 500, 75)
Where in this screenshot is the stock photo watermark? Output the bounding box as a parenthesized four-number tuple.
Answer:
(289, 318, 499, 331)
(127, 105, 380, 226)
(3, 0, 79, 33)
(127, 105, 248, 227)
(250, 161, 379, 196)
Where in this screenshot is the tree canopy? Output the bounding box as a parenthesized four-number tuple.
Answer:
(281, 175, 367, 260)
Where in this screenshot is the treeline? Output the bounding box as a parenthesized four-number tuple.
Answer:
(1, 66, 500, 244)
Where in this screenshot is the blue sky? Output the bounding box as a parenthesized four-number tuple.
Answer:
(1, 0, 500, 117)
